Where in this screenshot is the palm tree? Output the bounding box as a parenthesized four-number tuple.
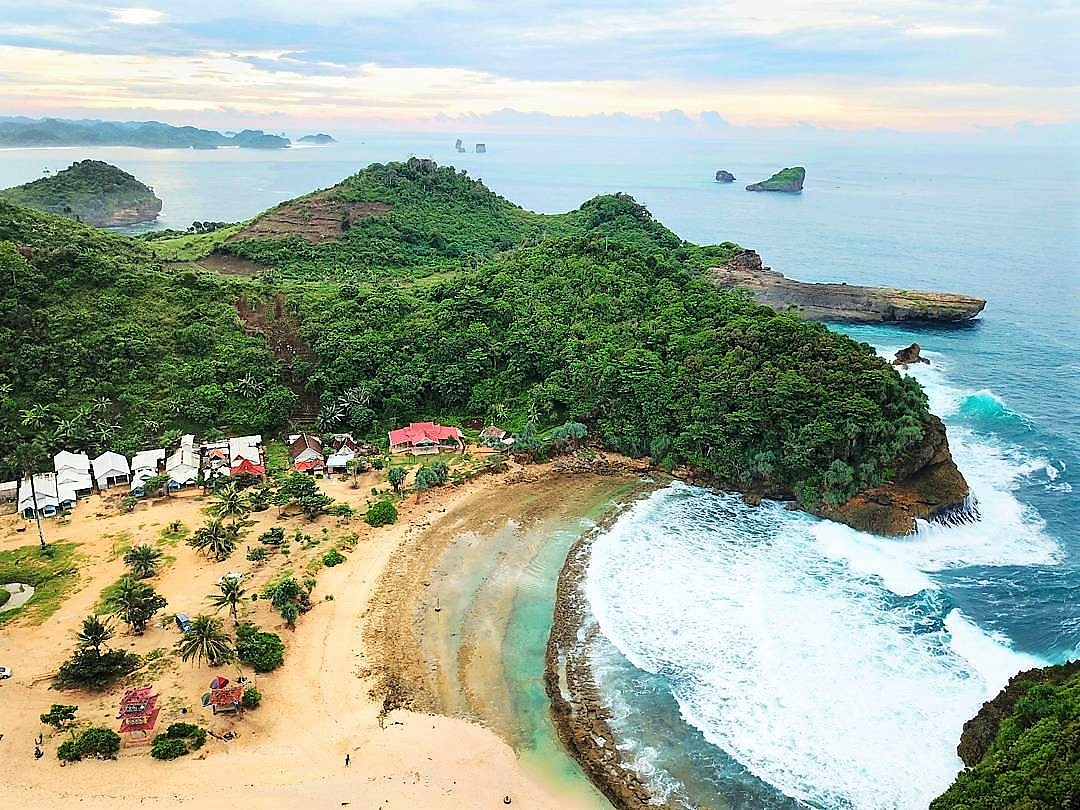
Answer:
(123, 544, 164, 578)
(175, 615, 234, 667)
(188, 518, 239, 561)
(208, 482, 250, 524)
(237, 374, 263, 399)
(209, 577, 246, 624)
(19, 404, 48, 429)
(76, 615, 114, 655)
(108, 575, 167, 635)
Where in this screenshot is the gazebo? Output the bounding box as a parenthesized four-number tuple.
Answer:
(117, 685, 160, 745)
(206, 676, 243, 714)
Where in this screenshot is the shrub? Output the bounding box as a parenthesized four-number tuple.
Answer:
(236, 624, 285, 672)
(55, 648, 141, 688)
(322, 549, 346, 567)
(40, 704, 78, 729)
(326, 503, 354, 517)
(246, 546, 268, 562)
(58, 726, 121, 761)
(242, 686, 262, 709)
(120, 495, 138, 513)
(365, 500, 398, 528)
(150, 737, 188, 760)
(164, 722, 206, 748)
(257, 527, 285, 545)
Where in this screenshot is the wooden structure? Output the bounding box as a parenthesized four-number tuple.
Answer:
(117, 685, 160, 745)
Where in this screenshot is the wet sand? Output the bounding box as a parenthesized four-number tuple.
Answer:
(366, 467, 648, 807)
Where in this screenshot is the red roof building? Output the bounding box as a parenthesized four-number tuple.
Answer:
(388, 422, 464, 455)
(294, 459, 324, 473)
(231, 459, 265, 477)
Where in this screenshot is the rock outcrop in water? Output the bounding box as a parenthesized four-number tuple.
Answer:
(814, 415, 976, 535)
(893, 343, 930, 366)
(746, 166, 805, 192)
(715, 169, 736, 183)
(711, 249, 987, 324)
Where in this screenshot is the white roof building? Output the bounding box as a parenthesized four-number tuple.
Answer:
(131, 448, 166, 474)
(18, 473, 77, 515)
(228, 435, 262, 466)
(53, 450, 93, 495)
(326, 448, 356, 471)
(53, 450, 90, 473)
(91, 452, 130, 488)
(166, 435, 200, 486)
(0, 480, 18, 502)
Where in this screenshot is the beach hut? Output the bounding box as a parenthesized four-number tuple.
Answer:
(53, 450, 93, 498)
(0, 480, 17, 508)
(166, 434, 199, 490)
(18, 473, 76, 518)
(388, 422, 464, 455)
(288, 433, 324, 474)
(229, 435, 264, 477)
(117, 685, 160, 745)
(130, 449, 166, 497)
(91, 451, 130, 489)
(326, 447, 356, 475)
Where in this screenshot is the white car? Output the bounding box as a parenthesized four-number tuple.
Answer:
(0, 666, 11, 679)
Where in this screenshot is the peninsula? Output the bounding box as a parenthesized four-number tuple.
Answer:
(0, 159, 162, 226)
(712, 248, 986, 324)
(0, 117, 289, 149)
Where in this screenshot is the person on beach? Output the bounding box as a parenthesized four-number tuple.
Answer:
(345, 753, 350, 767)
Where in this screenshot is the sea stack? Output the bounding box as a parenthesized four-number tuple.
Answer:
(475, 143, 487, 153)
(893, 344, 930, 366)
(746, 166, 805, 192)
(715, 170, 736, 183)
(455, 138, 466, 153)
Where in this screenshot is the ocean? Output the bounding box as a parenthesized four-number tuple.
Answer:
(1, 133, 1077, 808)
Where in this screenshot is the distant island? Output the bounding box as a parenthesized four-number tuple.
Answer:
(0, 117, 290, 149)
(746, 166, 805, 192)
(0, 159, 162, 226)
(715, 169, 736, 183)
(297, 133, 336, 145)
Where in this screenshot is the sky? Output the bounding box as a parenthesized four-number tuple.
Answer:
(1, 0, 1078, 136)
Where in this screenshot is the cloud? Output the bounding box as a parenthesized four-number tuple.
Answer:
(108, 7, 164, 25)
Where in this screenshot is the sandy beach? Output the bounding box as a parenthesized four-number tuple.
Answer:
(0, 457, 647, 808)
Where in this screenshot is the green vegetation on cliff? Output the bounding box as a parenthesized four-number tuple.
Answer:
(746, 166, 805, 192)
(2, 159, 931, 508)
(932, 661, 1080, 809)
(0, 160, 161, 226)
(0, 201, 295, 475)
(0, 118, 288, 149)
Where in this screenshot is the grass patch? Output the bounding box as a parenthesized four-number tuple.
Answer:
(146, 223, 244, 261)
(0, 542, 80, 626)
(264, 439, 290, 475)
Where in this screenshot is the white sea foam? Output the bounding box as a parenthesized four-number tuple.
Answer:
(584, 349, 1060, 808)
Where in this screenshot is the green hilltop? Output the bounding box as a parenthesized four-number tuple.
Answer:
(3, 158, 930, 511)
(0, 160, 162, 227)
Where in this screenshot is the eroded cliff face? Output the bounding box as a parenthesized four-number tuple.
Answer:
(90, 198, 163, 227)
(712, 249, 986, 324)
(815, 415, 974, 535)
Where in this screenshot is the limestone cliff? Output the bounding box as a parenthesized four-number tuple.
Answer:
(814, 415, 975, 535)
(711, 249, 986, 324)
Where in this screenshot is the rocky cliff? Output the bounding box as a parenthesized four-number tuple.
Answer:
(715, 169, 736, 182)
(815, 414, 975, 535)
(711, 249, 986, 323)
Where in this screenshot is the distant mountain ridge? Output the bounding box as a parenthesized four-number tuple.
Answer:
(0, 117, 289, 149)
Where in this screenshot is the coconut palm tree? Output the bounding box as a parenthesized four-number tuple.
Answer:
(208, 482, 250, 524)
(123, 544, 164, 578)
(108, 576, 167, 635)
(175, 615, 234, 667)
(188, 518, 239, 561)
(76, 615, 114, 656)
(208, 577, 246, 625)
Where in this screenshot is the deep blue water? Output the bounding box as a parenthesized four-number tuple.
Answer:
(1, 133, 1077, 808)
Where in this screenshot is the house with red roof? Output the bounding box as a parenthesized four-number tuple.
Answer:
(288, 433, 325, 474)
(388, 422, 464, 455)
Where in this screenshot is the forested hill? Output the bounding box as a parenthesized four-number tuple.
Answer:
(0, 117, 288, 149)
(0, 201, 295, 474)
(2, 159, 948, 520)
(0, 160, 162, 227)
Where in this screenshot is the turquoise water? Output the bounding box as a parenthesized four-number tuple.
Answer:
(1, 134, 1077, 807)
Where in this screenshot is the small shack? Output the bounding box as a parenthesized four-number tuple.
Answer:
(92, 451, 130, 490)
(117, 685, 160, 745)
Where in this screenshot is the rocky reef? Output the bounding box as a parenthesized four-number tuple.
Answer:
(0, 159, 162, 227)
(893, 343, 930, 366)
(814, 414, 976, 535)
(746, 166, 805, 192)
(715, 169, 736, 182)
(711, 249, 986, 324)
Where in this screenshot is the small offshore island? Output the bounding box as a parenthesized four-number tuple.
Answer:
(0, 159, 162, 226)
(0, 158, 1055, 810)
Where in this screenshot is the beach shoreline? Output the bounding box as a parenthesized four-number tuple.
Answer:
(545, 491, 667, 810)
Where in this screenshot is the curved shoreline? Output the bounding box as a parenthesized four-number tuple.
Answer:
(545, 491, 664, 810)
